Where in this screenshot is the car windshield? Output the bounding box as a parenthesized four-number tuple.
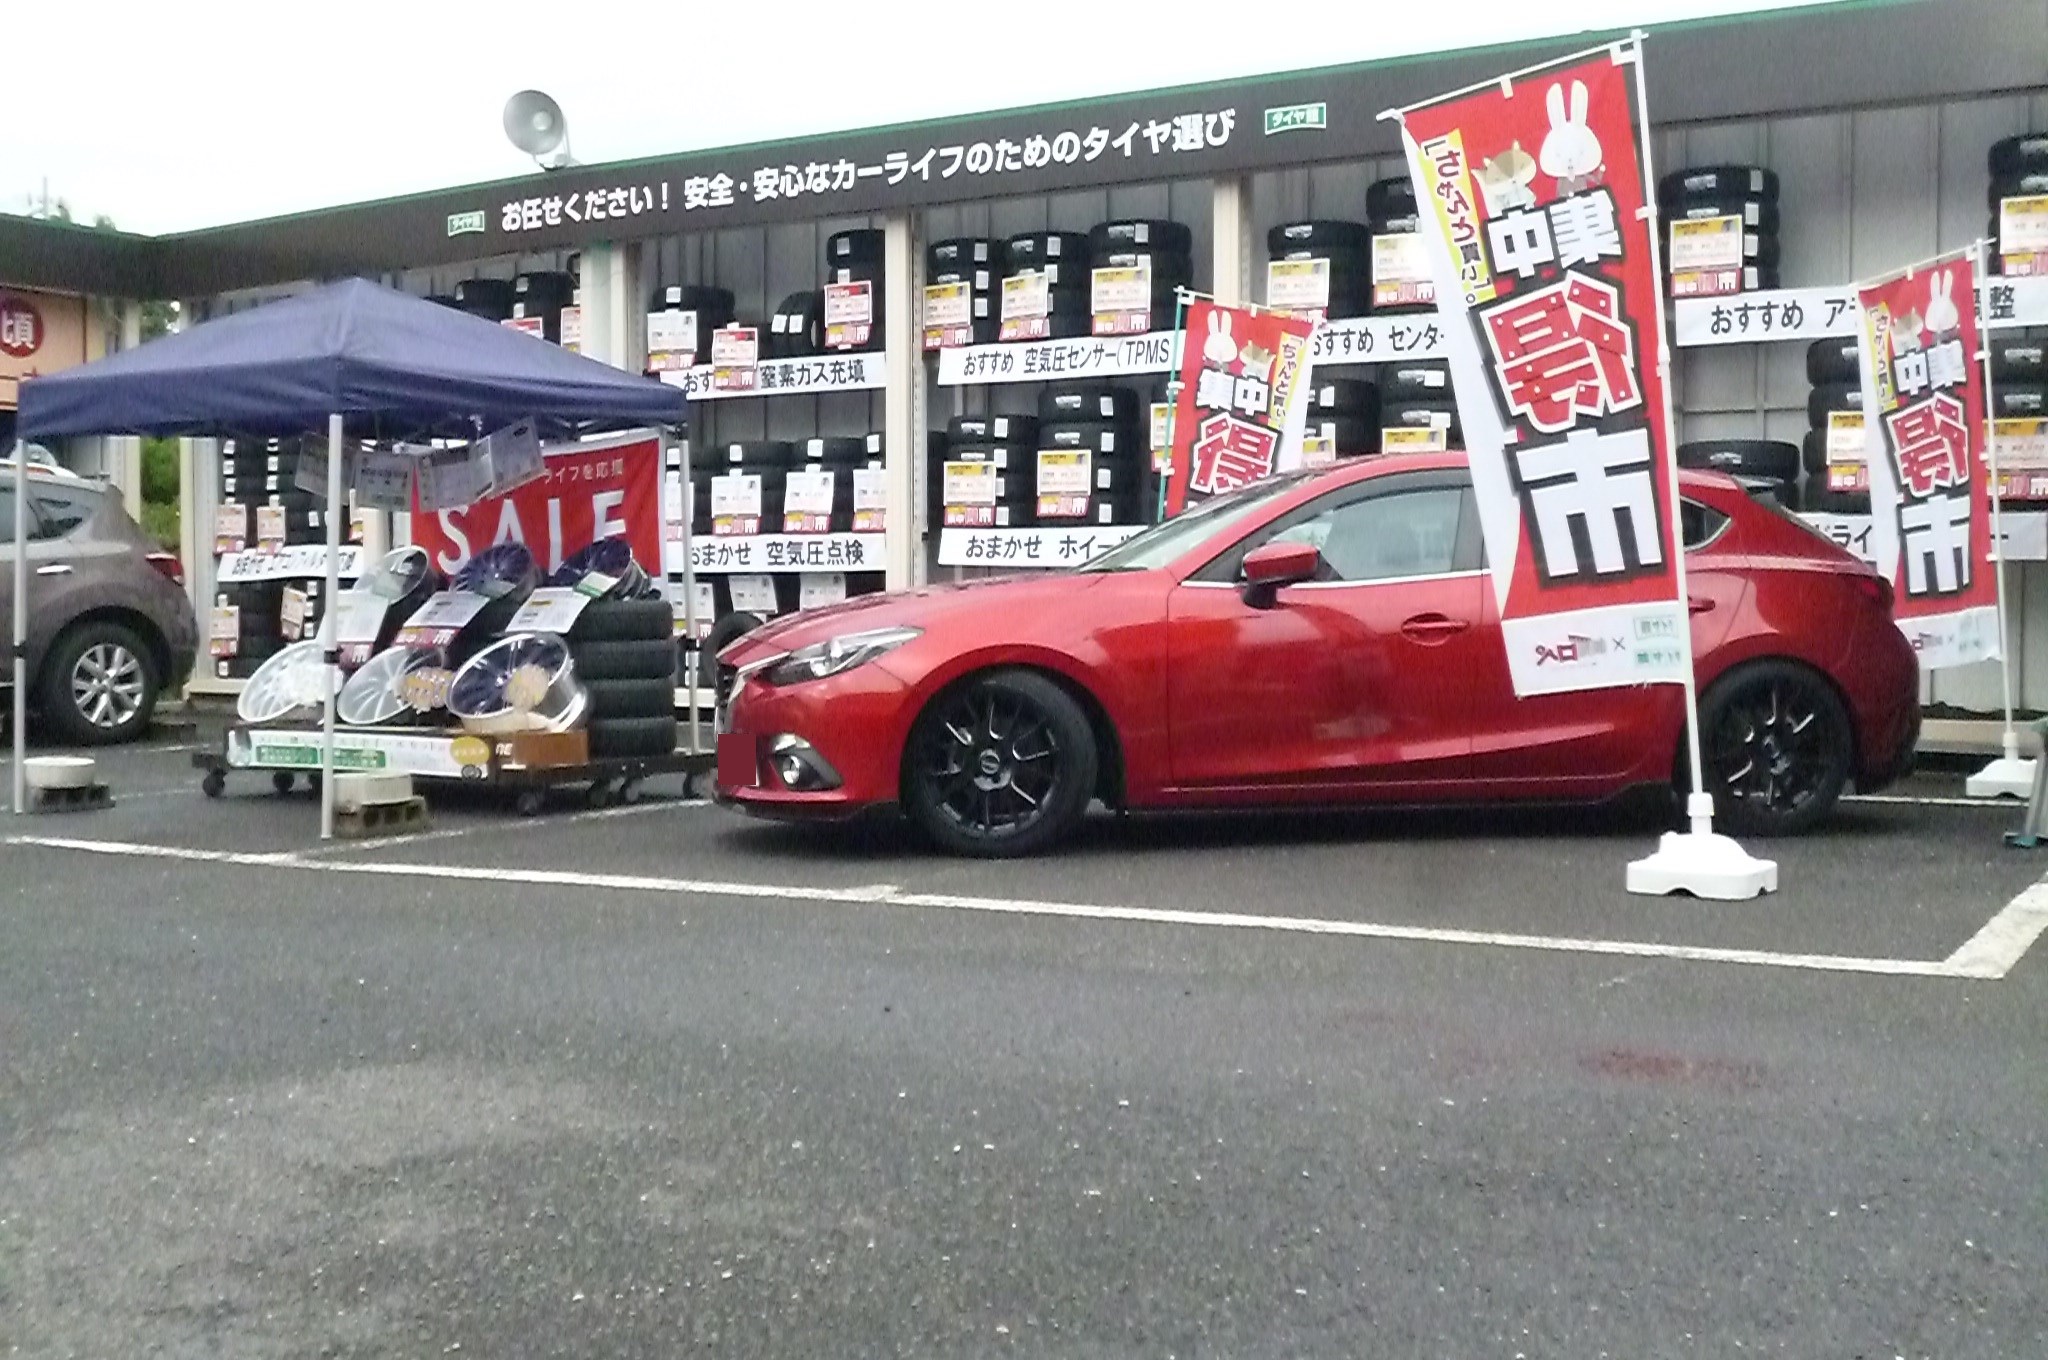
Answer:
(1076, 471, 1320, 573)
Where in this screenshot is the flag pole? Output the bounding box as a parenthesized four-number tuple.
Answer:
(1967, 238, 2032, 798)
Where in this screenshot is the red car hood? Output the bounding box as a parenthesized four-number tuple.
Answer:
(717, 572, 1117, 664)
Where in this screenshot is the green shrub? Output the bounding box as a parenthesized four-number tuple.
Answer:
(140, 500, 181, 551)
(141, 437, 180, 504)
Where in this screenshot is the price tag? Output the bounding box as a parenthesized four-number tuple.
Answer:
(332, 588, 387, 667)
(559, 304, 583, 353)
(798, 573, 848, 610)
(1036, 450, 1092, 519)
(999, 273, 1051, 342)
(852, 467, 887, 532)
(479, 417, 544, 497)
(1381, 426, 1448, 453)
(214, 504, 249, 555)
(394, 590, 490, 649)
(710, 325, 760, 392)
(924, 281, 974, 350)
(1267, 258, 1332, 312)
(1370, 232, 1434, 309)
(711, 472, 764, 536)
(672, 580, 718, 638)
(209, 604, 240, 658)
(824, 281, 874, 349)
(1091, 260, 1153, 337)
(354, 448, 417, 511)
(783, 468, 838, 534)
(255, 504, 287, 551)
(729, 573, 779, 615)
(1301, 436, 1338, 467)
(507, 586, 593, 635)
(1669, 216, 1747, 298)
(281, 587, 308, 640)
(646, 309, 699, 368)
(1992, 415, 2048, 469)
(944, 460, 997, 507)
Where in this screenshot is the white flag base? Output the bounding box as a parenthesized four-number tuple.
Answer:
(1966, 755, 2037, 801)
(1627, 829, 1779, 900)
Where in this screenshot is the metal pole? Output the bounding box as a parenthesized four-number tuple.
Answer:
(1625, 35, 1714, 835)
(11, 438, 27, 815)
(1977, 240, 2021, 763)
(320, 413, 343, 839)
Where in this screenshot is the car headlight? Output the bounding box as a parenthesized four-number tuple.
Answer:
(763, 626, 921, 686)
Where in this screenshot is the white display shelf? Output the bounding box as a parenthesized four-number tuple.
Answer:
(1800, 510, 2047, 567)
(656, 352, 886, 400)
(1673, 276, 2048, 348)
(215, 544, 365, 583)
(1309, 314, 1449, 366)
(936, 524, 1145, 568)
(664, 532, 887, 574)
(934, 332, 1181, 386)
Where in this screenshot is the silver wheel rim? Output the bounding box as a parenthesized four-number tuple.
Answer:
(71, 643, 146, 730)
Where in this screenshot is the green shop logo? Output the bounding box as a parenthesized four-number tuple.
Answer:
(1264, 103, 1328, 136)
(446, 210, 488, 237)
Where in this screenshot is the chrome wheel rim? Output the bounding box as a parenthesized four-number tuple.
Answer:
(71, 643, 146, 730)
(919, 686, 1062, 840)
(1707, 680, 1830, 817)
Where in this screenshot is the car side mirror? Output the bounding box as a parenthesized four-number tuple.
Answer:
(1240, 540, 1320, 607)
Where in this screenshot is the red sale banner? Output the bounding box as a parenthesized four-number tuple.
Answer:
(408, 429, 667, 578)
(1856, 250, 2002, 668)
(1163, 300, 1316, 517)
(1394, 43, 1687, 697)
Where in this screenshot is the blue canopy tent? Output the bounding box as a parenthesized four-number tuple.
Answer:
(13, 277, 686, 835)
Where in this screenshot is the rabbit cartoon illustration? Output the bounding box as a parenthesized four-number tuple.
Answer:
(1891, 307, 1926, 356)
(1538, 80, 1604, 193)
(1475, 142, 1538, 216)
(1922, 268, 1962, 335)
(1202, 308, 1239, 367)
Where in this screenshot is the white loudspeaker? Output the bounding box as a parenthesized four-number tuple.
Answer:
(503, 90, 577, 170)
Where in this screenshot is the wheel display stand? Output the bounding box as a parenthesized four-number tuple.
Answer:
(192, 720, 714, 815)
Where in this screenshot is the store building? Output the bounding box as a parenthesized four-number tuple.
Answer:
(2, 0, 2045, 729)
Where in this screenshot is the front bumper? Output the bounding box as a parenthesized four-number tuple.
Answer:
(713, 654, 913, 816)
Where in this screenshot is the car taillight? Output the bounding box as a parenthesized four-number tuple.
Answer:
(146, 552, 185, 586)
(1854, 572, 1893, 614)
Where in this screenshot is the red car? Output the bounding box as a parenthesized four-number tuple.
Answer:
(714, 453, 1919, 856)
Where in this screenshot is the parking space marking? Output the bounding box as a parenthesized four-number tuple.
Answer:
(1844, 794, 2017, 809)
(297, 799, 711, 856)
(13, 833, 2045, 980)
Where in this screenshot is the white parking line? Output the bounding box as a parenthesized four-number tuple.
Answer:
(1843, 794, 2017, 808)
(298, 798, 711, 855)
(11, 832, 2045, 980)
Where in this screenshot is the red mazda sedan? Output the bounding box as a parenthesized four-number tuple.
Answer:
(714, 454, 1919, 856)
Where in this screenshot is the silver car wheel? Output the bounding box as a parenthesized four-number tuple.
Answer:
(71, 642, 146, 730)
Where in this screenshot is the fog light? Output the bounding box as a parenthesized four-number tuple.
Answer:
(769, 734, 842, 791)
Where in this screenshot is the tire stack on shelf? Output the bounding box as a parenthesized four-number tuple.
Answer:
(1265, 220, 1372, 320)
(1366, 178, 1432, 316)
(926, 238, 1005, 348)
(567, 597, 678, 759)
(1656, 165, 1781, 296)
(647, 285, 735, 367)
(509, 270, 575, 341)
(825, 229, 885, 352)
(933, 413, 1038, 531)
(213, 436, 309, 681)
(211, 582, 284, 681)
(765, 290, 824, 358)
(1989, 133, 2048, 276)
(1676, 438, 1800, 509)
(1088, 219, 1193, 334)
(1303, 378, 1379, 462)
(1036, 381, 1146, 526)
(713, 441, 794, 536)
(451, 278, 515, 322)
(1802, 336, 1865, 514)
(1002, 231, 1092, 340)
(1379, 362, 1461, 452)
(1992, 327, 2048, 503)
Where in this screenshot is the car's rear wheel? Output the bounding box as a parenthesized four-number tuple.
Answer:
(903, 669, 1097, 857)
(1694, 660, 1852, 837)
(40, 620, 160, 746)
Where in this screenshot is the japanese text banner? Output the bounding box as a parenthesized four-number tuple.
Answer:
(1396, 46, 1687, 696)
(1856, 251, 2001, 668)
(1163, 301, 1316, 516)
(408, 431, 666, 579)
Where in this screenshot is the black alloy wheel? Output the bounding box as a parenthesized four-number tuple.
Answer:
(904, 669, 1097, 857)
(1696, 660, 1853, 837)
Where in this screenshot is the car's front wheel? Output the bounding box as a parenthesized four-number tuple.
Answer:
(39, 619, 161, 746)
(903, 668, 1098, 857)
(1695, 659, 1852, 837)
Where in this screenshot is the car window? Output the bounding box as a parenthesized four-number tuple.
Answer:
(30, 483, 97, 541)
(1682, 499, 1731, 549)
(1263, 488, 1465, 583)
(1076, 470, 1318, 573)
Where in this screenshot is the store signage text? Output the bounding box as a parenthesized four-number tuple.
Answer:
(936, 331, 1181, 385)
(936, 526, 1146, 568)
(0, 295, 42, 359)
(672, 533, 885, 574)
(446, 211, 486, 237)
(1264, 103, 1328, 135)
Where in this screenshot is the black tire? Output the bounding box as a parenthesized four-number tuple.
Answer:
(1092, 249, 1195, 285)
(945, 442, 1034, 472)
(826, 228, 885, 266)
(1805, 336, 1862, 386)
(1800, 429, 1831, 476)
(1268, 220, 1372, 255)
(1039, 421, 1141, 456)
(798, 436, 868, 465)
(1038, 382, 1139, 425)
(570, 597, 673, 643)
(1995, 383, 2048, 417)
(1307, 378, 1379, 416)
(1089, 219, 1193, 258)
(768, 291, 823, 357)
(1006, 232, 1091, 270)
(1305, 416, 1376, 453)
(1677, 439, 1800, 483)
(38, 619, 161, 746)
(930, 237, 1006, 272)
(1992, 335, 2048, 383)
(719, 440, 798, 470)
(1366, 177, 1417, 222)
(1659, 166, 1778, 203)
(1381, 362, 1453, 402)
(1991, 133, 2048, 177)
(1989, 172, 2048, 210)
(585, 677, 675, 722)
(572, 637, 676, 682)
(588, 716, 679, 760)
(1382, 399, 1461, 433)
(1692, 660, 1853, 837)
(902, 668, 1098, 858)
(696, 610, 767, 689)
(1806, 384, 1862, 426)
(1666, 196, 1782, 235)
(949, 413, 1039, 445)
(1808, 487, 1871, 514)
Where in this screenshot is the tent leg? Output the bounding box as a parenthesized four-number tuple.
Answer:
(320, 414, 342, 840)
(11, 439, 27, 816)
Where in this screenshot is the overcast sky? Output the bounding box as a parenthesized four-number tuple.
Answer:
(7, 0, 1838, 236)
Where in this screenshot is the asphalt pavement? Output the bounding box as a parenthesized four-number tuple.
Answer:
(2, 732, 2044, 1358)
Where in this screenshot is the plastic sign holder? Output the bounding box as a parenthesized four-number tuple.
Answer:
(1627, 793, 1781, 900)
(1967, 738, 2037, 801)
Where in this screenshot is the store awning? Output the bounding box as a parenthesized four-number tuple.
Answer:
(14, 276, 684, 441)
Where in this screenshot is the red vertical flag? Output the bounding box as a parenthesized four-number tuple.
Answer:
(1856, 251, 2002, 667)
(1162, 300, 1316, 517)
(1394, 44, 1687, 696)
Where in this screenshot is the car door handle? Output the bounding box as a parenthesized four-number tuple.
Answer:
(35, 564, 73, 576)
(1400, 613, 1470, 643)
(1687, 596, 1715, 614)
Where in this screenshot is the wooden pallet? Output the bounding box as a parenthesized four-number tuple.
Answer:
(28, 783, 113, 814)
(333, 796, 429, 839)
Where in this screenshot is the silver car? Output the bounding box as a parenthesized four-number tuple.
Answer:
(0, 469, 198, 744)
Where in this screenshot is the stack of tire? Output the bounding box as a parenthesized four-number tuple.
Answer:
(1003, 231, 1092, 340)
(1266, 220, 1372, 320)
(1988, 133, 2048, 275)
(713, 441, 794, 535)
(928, 238, 1005, 347)
(1993, 328, 2048, 503)
(1303, 378, 1379, 460)
(932, 412, 1039, 530)
(1366, 179, 1431, 316)
(1656, 166, 1781, 296)
(1677, 438, 1800, 508)
(509, 270, 575, 342)
(451, 278, 514, 322)
(567, 596, 678, 760)
(765, 290, 824, 358)
(646, 285, 735, 367)
(1379, 362, 1460, 451)
(1035, 380, 1147, 525)
(211, 581, 284, 681)
(1089, 219, 1193, 334)
(825, 229, 885, 352)
(791, 437, 871, 533)
(1802, 336, 1865, 514)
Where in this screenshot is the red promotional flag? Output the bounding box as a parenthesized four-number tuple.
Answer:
(1856, 250, 2002, 667)
(408, 429, 667, 579)
(1393, 43, 1688, 697)
(1163, 300, 1316, 517)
